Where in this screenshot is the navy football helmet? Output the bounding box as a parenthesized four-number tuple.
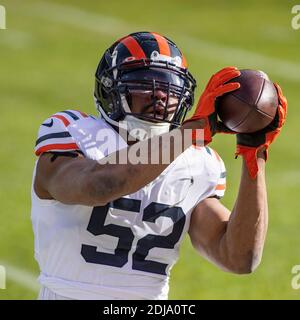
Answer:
(94, 31, 196, 127)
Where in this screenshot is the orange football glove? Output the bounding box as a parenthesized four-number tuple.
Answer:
(235, 83, 288, 179)
(183, 66, 241, 145)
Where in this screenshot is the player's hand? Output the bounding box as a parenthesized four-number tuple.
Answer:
(235, 83, 287, 179)
(183, 66, 240, 145)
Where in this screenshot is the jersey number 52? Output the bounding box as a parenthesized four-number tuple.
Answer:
(81, 198, 186, 275)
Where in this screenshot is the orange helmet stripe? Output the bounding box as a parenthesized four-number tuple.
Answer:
(120, 36, 146, 59)
(151, 32, 171, 56)
(181, 54, 187, 68)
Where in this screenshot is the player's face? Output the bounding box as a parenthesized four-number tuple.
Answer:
(129, 89, 179, 122)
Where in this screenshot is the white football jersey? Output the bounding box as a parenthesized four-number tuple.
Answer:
(31, 109, 226, 300)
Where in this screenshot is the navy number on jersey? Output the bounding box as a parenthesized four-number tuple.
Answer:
(81, 198, 186, 275)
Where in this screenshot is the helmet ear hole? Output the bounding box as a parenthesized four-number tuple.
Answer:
(101, 86, 108, 99)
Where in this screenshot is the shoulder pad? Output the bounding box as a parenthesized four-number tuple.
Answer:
(34, 110, 90, 156)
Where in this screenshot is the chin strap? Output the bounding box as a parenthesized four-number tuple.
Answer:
(120, 115, 170, 141)
(94, 94, 172, 141)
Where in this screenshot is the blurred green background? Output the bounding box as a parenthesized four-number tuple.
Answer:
(0, 0, 299, 299)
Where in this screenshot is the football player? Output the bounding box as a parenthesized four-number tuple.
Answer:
(31, 32, 287, 300)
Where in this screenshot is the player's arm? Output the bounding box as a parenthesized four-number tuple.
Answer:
(188, 78, 287, 274)
(35, 120, 204, 206)
(188, 150, 267, 274)
(36, 68, 240, 207)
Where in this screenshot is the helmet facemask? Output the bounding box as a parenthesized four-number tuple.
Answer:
(94, 32, 197, 139)
(95, 58, 196, 130)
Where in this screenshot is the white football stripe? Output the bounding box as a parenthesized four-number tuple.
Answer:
(0, 29, 33, 49)
(179, 35, 300, 82)
(26, 1, 132, 36)
(23, 1, 300, 83)
(0, 261, 40, 293)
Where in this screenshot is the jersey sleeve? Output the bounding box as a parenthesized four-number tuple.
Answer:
(34, 110, 89, 156)
(209, 148, 226, 199)
(205, 147, 226, 199)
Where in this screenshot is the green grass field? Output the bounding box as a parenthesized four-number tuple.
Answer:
(0, 0, 299, 299)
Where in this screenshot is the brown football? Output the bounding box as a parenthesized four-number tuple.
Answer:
(216, 69, 278, 133)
